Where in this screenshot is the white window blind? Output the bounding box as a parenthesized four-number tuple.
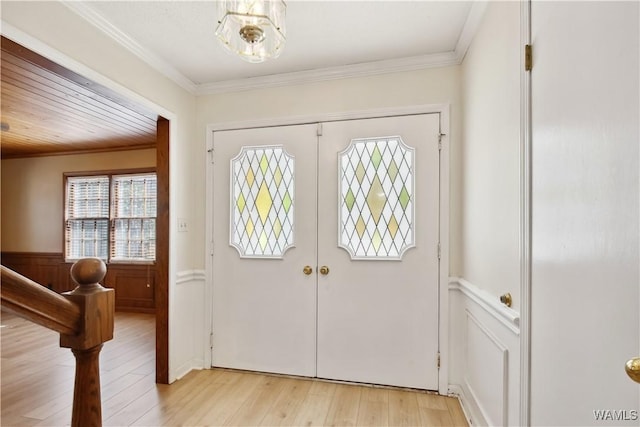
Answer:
(64, 172, 157, 262)
(65, 176, 110, 260)
(111, 173, 157, 261)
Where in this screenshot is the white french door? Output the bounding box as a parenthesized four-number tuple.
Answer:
(211, 114, 441, 389)
(211, 124, 318, 377)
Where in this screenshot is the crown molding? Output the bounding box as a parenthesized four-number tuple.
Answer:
(61, 0, 198, 94)
(196, 51, 459, 95)
(61, 0, 488, 97)
(453, 0, 489, 63)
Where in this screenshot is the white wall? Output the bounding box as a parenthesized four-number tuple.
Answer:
(1, 1, 199, 382)
(1, 150, 156, 252)
(450, 3, 522, 425)
(531, 2, 640, 425)
(460, 1, 521, 309)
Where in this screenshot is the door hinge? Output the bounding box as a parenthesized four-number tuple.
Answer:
(437, 243, 441, 260)
(317, 123, 323, 136)
(207, 147, 215, 164)
(525, 44, 532, 71)
(210, 240, 214, 257)
(438, 133, 445, 151)
(210, 332, 214, 349)
(437, 352, 441, 369)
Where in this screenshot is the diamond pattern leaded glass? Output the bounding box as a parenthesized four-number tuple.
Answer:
(230, 145, 295, 258)
(338, 136, 415, 260)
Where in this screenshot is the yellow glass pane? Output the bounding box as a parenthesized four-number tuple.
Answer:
(387, 215, 399, 239)
(274, 218, 282, 238)
(366, 175, 387, 225)
(274, 166, 283, 187)
(246, 167, 255, 187)
(256, 182, 272, 225)
(356, 216, 366, 238)
(388, 159, 399, 183)
(355, 161, 366, 184)
(246, 218, 255, 238)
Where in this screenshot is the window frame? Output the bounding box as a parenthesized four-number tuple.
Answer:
(63, 168, 157, 265)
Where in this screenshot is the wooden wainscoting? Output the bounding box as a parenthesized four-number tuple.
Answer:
(0, 252, 155, 313)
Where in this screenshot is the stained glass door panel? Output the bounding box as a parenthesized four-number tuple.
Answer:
(212, 124, 318, 377)
(338, 136, 415, 259)
(230, 145, 295, 258)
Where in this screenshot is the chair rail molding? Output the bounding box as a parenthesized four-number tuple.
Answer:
(449, 277, 520, 333)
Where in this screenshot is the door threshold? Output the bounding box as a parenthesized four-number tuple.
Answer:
(209, 366, 440, 395)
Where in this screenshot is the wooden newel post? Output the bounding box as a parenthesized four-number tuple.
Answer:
(60, 258, 115, 427)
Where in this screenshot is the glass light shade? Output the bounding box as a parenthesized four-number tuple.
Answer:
(215, 0, 286, 64)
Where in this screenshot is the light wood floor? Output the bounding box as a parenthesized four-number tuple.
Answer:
(1, 311, 468, 426)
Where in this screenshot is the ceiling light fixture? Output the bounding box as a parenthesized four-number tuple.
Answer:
(215, 0, 286, 64)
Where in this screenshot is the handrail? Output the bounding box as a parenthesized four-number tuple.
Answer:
(1, 265, 81, 335)
(0, 258, 114, 427)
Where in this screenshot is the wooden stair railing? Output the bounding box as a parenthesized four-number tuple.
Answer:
(1, 258, 114, 427)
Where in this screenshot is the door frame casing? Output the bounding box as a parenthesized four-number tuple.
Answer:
(204, 103, 451, 394)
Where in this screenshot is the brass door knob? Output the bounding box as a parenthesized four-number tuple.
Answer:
(626, 357, 640, 383)
(319, 266, 330, 275)
(500, 293, 512, 308)
(303, 266, 313, 275)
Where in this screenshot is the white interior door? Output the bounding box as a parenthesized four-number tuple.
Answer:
(317, 114, 441, 389)
(212, 124, 318, 377)
(211, 114, 441, 389)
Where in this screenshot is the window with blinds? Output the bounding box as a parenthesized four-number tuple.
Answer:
(111, 173, 157, 261)
(64, 172, 157, 262)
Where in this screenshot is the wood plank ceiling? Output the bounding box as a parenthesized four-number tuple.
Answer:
(0, 36, 158, 159)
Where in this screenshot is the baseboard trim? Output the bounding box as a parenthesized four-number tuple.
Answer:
(449, 384, 487, 426)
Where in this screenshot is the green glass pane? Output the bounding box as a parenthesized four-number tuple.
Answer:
(236, 193, 246, 214)
(399, 186, 410, 211)
(371, 145, 382, 170)
(260, 153, 269, 174)
(283, 191, 292, 214)
(345, 189, 356, 212)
